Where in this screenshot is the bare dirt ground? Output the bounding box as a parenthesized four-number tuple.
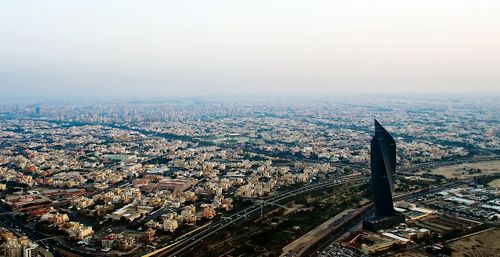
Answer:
(282, 203, 304, 216)
(447, 228, 500, 257)
(427, 160, 500, 179)
(488, 178, 500, 188)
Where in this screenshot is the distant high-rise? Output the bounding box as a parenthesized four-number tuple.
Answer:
(363, 119, 404, 231)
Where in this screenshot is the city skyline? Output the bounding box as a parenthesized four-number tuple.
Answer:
(0, 1, 499, 256)
(0, 95, 498, 256)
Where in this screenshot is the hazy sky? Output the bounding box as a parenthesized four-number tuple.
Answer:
(1, 0, 499, 100)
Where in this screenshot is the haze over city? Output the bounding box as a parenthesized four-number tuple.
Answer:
(1, 0, 500, 101)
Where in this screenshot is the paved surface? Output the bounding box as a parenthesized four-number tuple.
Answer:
(155, 176, 367, 257)
(281, 209, 356, 257)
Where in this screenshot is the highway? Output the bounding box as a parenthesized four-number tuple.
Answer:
(1, 116, 495, 257)
(150, 175, 367, 257)
(155, 162, 479, 257)
(0, 155, 493, 257)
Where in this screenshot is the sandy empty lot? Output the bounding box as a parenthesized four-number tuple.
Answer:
(427, 160, 500, 179)
(447, 228, 500, 257)
(488, 178, 500, 188)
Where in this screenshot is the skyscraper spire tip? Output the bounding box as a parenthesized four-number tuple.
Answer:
(374, 119, 384, 132)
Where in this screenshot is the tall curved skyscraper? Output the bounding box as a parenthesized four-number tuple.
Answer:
(371, 119, 396, 217)
(363, 119, 405, 231)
